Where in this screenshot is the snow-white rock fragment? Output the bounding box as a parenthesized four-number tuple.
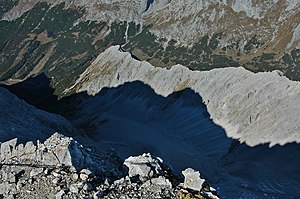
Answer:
(182, 168, 205, 192)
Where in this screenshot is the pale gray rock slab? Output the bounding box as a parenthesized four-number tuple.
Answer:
(55, 190, 65, 199)
(52, 177, 61, 185)
(79, 173, 89, 181)
(0, 182, 15, 195)
(141, 176, 172, 193)
(43, 133, 85, 168)
(3, 172, 16, 183)
(0, 138, 17, 160)
(30, 168, 44, 177)
(72, 173, 79, 181)
(182, 168, 205, 192)
(69, 184, 80, 194)
(80, 169, 92, 176)
(124, 153, 163, 180)
(150, 176, 172, 188)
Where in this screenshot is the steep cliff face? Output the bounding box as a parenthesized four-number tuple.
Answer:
(67, 45, 300, 147)
(0, 0, 300, 96)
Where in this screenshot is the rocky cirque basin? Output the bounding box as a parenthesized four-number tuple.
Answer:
(0, 1, 300, 198)
(3, 65, 300, 198)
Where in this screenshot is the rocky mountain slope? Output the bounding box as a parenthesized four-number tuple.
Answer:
(0, 0, 299, 96)
(0, 133, 219, 199)
(0, 1, 300, 198)
(1, 77, 300, 198)
(0, 87, 76, 143)
(67, 45, 300, 147)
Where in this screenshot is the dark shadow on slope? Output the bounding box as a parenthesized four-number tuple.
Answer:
(1, 74, 58, 111)
(2, 74, 300, 198)
(221, 142, 300, 198)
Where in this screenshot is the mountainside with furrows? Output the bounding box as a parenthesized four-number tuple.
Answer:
(0, 0, 299, 96)
(66, 45, 300, 147)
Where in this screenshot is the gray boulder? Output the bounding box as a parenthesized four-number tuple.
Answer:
(182, 168, 205, 192)
(0, 138, 17, 161)
(30, 168, 44, 177)
(43, 133, 85, 168)
(124, 153, 163, 181)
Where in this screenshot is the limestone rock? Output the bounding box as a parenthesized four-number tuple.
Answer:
(0, 135, 217, 198)
(80, 173, 89, 181)
(3, 172, 16, 183)
(0, 138, 17, 161)
(69, 184, 80, 194)
(30, 168, 44, 177)
(182, 168, 205, 192)
(55, 190, 65, 199)
(43, 133, 85, 168)
(124, 153, 163, 181)
(150, 176, 172, 188)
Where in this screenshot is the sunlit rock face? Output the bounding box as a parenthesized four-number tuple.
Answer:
(68, 45, 300, 147)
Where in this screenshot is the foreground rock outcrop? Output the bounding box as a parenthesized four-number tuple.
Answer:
(0, 133, 219, 199)
(67, 45, 300, 147)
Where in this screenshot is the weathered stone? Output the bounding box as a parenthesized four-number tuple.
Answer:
(69, 166, 77, 173)
(44, 168, 50, 175)
(28, 178, 34, 184)
(0, 138, 17, 161)
(150, 176, 172, 188)
(69, 182, 84, 194)
(16, 144, 24, 158)
(24, 141, 36, 154)
(6, 194, 15, 199)
(72, 173, 79, 181)
(56, 190, 65, 199)
(30, 168, 44, 177)
(124, 153, 163, 181)
(80, 173, 89, 181)
(80, 169, 92, 176)
(0, 182, 9, 195)
(52, 177, 61, 185)
(52, 172, 61, 178)
(141, 176, 172, 193)
(182, 168, 205, 192)
(0, 182, 16, 195)
(43, 133, 85, 169)
(3, 172, 16, 183)
(69, 184, 79, 194)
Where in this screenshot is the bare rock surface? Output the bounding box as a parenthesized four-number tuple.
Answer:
(182, 168, 205, 192)
(0, 134, 218, 199)
(123, 153, 163, 181)
(68, 45, 300, 147)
